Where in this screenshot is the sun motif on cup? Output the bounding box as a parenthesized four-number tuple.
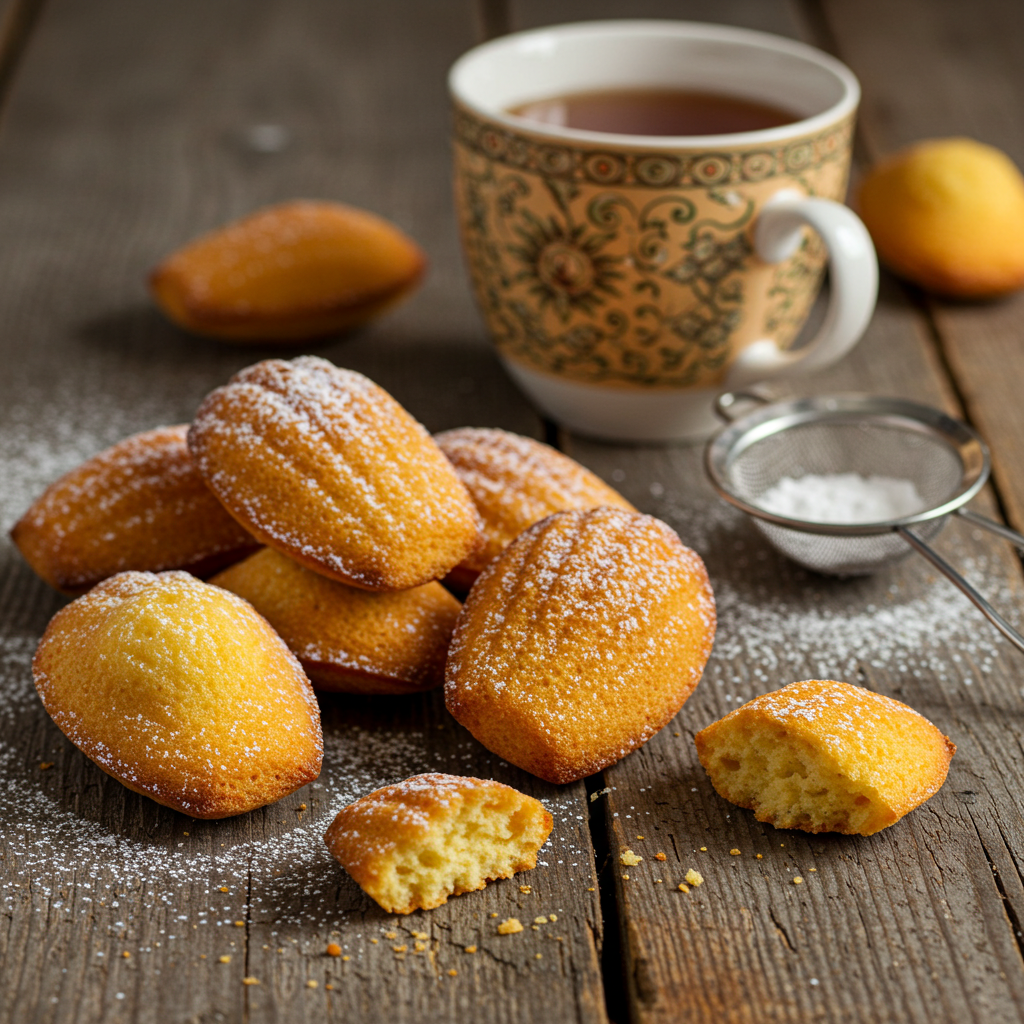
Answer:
(509, 214, 622, 319)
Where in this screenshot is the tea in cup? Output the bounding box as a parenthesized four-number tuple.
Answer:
(450, 20, 877, 441)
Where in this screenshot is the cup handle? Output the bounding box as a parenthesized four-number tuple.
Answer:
(724, 188, 878, 388)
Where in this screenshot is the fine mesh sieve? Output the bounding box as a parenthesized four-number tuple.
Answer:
(704, 392, 1024, 654)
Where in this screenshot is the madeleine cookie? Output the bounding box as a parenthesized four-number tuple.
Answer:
(435, 427, 635, 591)
(695, 679, 955, 835)
(188, 357, 481, 590)
(11, 425, 258, 594)
(33, 571, 323, 818)
(150, 200, 425, 341)
(211, 547, 461, 694)
(324, 773, 552, 914)
(446, 508, 716, 784)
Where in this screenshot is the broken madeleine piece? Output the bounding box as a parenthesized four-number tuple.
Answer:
(210, 547, 461, 694)
(150, 200, 425, 341)
(694, 679, 955, 836)
(324, 773, 552, 914)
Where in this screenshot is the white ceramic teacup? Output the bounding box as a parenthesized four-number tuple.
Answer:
(450, 21, 878, 442)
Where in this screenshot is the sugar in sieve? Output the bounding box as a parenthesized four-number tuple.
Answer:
(704, 391, 1024, 654)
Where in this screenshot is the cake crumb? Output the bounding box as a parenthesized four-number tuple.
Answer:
(448, 969, 458, 977)
(655, 879, 663, 884)
(498, 918, 523, 935)
(298, 803, 307, 811)
(242, 977, 259, 986)
(636, 835, 644, 840)
(535, 953, 542, 960)
(587, 887, 595, 892)
(621, 873, 630, 880)
(549, 914, 557, 922)
(392, 945, 407, 953)
(756, 854, 763, 860)
(534, 916, 548, 925)
(412, 931, 429, 941)
(326, 983, 335, 989)
(519, 885, 532, 894)
(620, 849, 643, 866)
(306, 980, 318, 989)
(793, 876, 804, 885)
(809, 868, 817, 872)
(122, 951, 130, 959)
(700, 847, 707, 852)
(327, 943, 342, 957)
(370, 939, 378, 945)
(685, 869, 704, 887)
(384, 931, 397, 939)
(464, 946, 477, 954)
(654, 852, 666, 861)
(414, 942, 427, 953)
(219, 956, 231, 964)
(489, 913, 498, 918)
(729, 848, 741, 856)
(677, 883, 690, 893)
(219, 887, 229, 893)
(234, 920, 245, 927)
(39, 762, 54, 770)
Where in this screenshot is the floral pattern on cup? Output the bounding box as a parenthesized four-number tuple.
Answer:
(454, 107, 854, 389)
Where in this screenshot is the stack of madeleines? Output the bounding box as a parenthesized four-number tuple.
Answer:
(14, 350, 956, 914)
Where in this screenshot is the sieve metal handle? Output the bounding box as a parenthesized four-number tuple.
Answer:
(899, 524, 1024, 655)
(956, 507, 1024, 549)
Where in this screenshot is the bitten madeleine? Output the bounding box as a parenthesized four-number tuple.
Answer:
(324, 773, 552, 914)
(32, 571, 323, 818)
(188, 357, 482, 591)
(10, 425, 258, 594)
(695, 679, 955, 835)
(435, 427, 635, 591)
(150, 200, 425, 341)
(211, 547, 461, 694)
(446, 508, 716, 784)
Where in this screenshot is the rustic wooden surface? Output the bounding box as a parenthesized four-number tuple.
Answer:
(3, 0, 1024, 1022)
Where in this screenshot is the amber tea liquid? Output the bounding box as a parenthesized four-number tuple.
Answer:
(509, 87, 798, 136)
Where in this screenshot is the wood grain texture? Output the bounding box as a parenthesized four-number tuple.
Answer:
(0, 0, 607, 1022)
(819, 0, 1024, 540)
(509, 0, 1024, 1021)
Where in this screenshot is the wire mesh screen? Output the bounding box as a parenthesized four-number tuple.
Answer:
(724, 417, 965, 575)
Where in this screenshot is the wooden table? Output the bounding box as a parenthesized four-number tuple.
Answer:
(3, 0, 1024, 1021)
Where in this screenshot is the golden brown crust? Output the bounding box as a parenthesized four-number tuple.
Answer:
(187, 357, 482, 591)
(695, 679, 955, 835)
(324, 773, 553, 914)
(858, 138, 1024, 297)
(435, 427, 635, 591)
(32, 571, 323, 818)
(10, 425, 258, 594)
(149, 200, 426, 342)
(210, 547, 461, 694)
(445, 508, 716, 784)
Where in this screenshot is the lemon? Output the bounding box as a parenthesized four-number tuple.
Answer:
(858, 137, 1024, 297)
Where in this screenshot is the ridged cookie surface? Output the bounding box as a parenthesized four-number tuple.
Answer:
(188, 357, 481, 590)
(11, 425, 258, 594)
(33, 571, 323, 818)
(446, 508, 716, 784)
(435, 427, 635, 591)
(695, 679, 955, 835)
(211, 547, 461, 694)
(150, 200, 425, 341)
(324, 773, 552, 914)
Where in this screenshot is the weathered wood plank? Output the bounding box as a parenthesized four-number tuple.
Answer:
(819, 0, 1024, 538)
(508, 0, 1024, 1021)
(0, 1, 606, 1022)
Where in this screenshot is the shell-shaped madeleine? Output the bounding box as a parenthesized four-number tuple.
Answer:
(435, 427, 635, 591)
(150, 200, 426, 342)
(188, 357, 482, 591)
(10, 425, 258, 594)
(445, 508, 716, 784)
(32, 571, 323, 818)
(211, 547, 461, 694)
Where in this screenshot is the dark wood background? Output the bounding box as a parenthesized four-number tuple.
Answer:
(2, 0, 1024, 1021)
